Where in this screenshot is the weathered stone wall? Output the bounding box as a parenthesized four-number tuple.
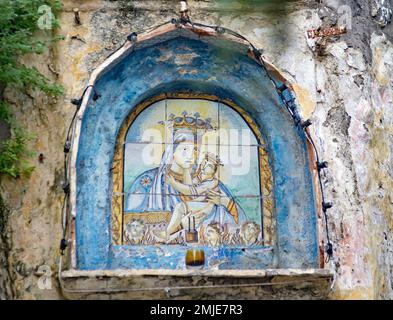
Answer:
(0, 196, 14, 299)
(0, 0, 392, 299)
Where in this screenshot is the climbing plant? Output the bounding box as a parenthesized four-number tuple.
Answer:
(0, 0, 63, 178)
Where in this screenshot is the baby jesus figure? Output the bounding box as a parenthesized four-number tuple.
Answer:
(161, 152, 223, 241)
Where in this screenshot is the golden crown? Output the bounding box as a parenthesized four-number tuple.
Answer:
(158, 111, 216, 131)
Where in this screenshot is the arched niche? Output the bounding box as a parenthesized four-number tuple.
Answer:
(70, 26, 319, 270)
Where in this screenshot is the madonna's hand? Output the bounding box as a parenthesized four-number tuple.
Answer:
(206, 190, 231, 207)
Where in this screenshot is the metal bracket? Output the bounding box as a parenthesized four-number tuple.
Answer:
(307, 26, 347, 39)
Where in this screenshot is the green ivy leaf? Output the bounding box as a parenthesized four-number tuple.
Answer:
(0, 0, 63, 179)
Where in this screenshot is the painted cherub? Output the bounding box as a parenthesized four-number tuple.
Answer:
(124, 219, 146, 244)
(239, 221, 262, 246)
(202, 222, 222, 246)
(161, 152, 223, 240)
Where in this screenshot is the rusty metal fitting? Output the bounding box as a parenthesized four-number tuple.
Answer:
(307, 26, 347, 39)
(73, 8, 81, 25)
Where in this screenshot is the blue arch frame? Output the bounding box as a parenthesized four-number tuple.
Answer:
(75, 35, 319, 270)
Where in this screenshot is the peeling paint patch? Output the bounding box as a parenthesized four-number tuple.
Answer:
(174, 53, 199, 65)
(292, 83, 316, 119)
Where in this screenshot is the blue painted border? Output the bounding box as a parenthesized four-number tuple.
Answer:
(75, 36, 318, 270)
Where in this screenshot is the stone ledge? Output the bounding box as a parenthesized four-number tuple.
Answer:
(60, 268, 333, 300)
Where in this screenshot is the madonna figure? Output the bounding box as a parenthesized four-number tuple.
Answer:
(124, 113, 247, 243)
